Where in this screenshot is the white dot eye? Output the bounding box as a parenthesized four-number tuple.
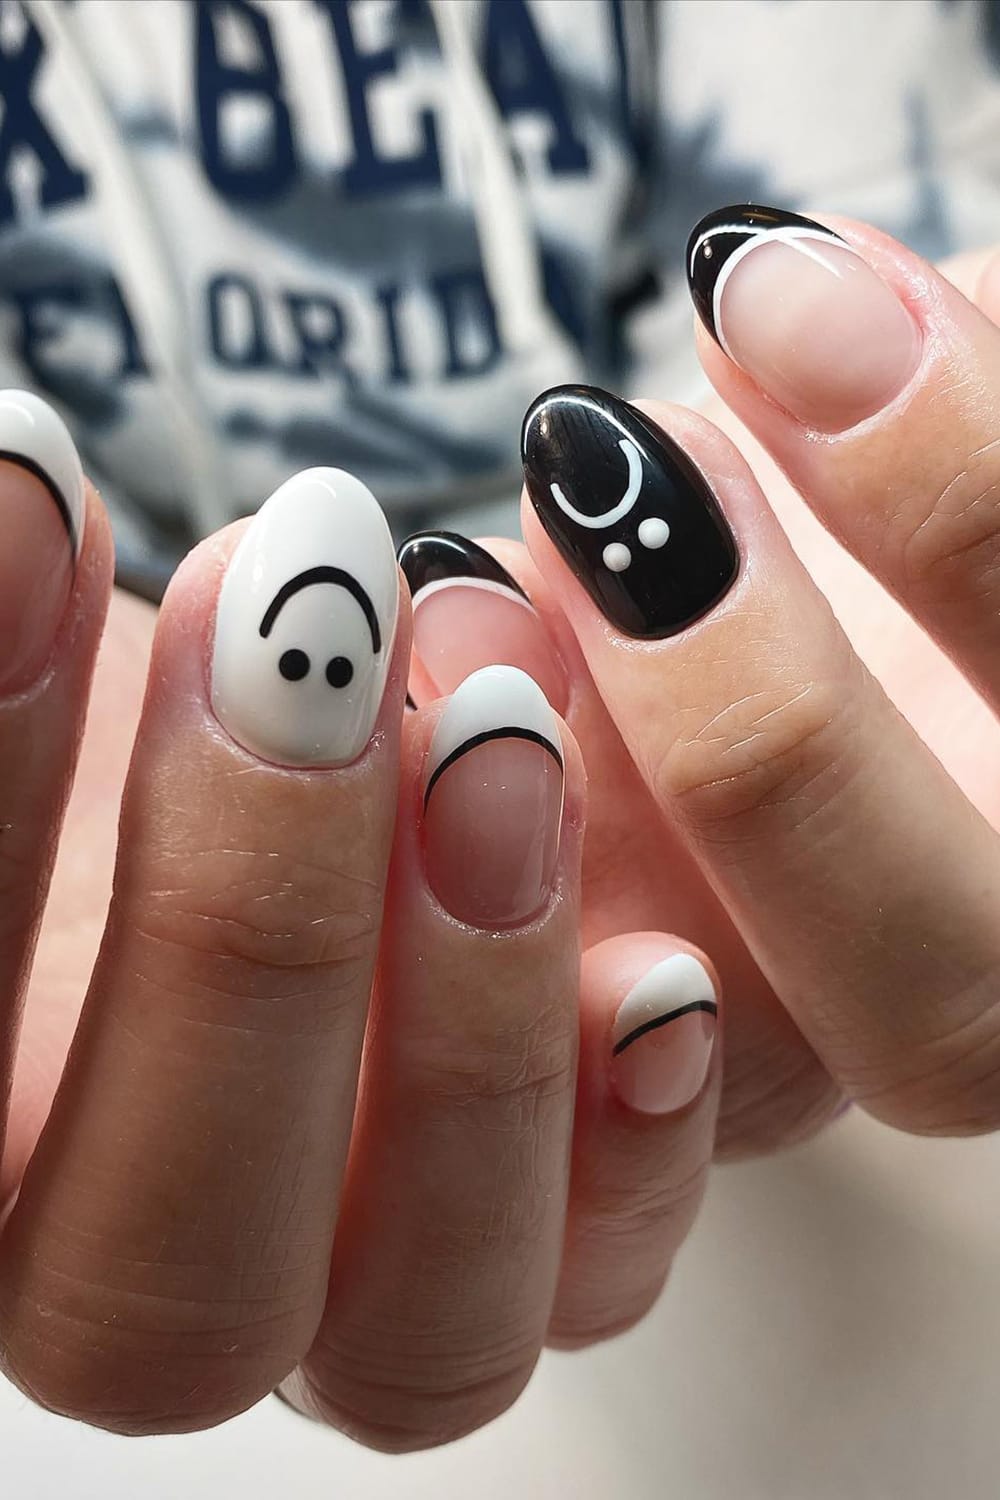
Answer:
(638, 517, 670, 550)
(603, 542, 632, 572)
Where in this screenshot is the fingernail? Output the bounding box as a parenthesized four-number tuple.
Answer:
(611, 954, 718, 1115)
(522, 384, 738, 639)
(687, 204, 922, 431)
(0, 391, 84, 695)
(398, 530, 569, 712)
(422, 665, 563, 928)
(211, 467, 398, 766)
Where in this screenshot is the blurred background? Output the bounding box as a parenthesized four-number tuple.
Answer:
(6, 1112, 1000, 1498)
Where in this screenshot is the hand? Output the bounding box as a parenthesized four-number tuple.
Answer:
(0, 424, 722, 1446)
(403, 214, 1000, 1153)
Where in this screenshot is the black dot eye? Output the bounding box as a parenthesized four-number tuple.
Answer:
(325, 656, 353, 688)
(278, 648, 310, 682)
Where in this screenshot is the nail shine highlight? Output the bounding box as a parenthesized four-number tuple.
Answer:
(521, 385, 738, 639)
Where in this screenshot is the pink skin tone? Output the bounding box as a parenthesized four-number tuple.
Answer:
(410, 581, 569, 714)
(422, 735, 563, 928)
(718, 238, 922, 432)
(0, 462, 75, 695)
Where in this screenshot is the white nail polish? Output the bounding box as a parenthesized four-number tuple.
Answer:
(211, 467, 399, 767)
(424, 664, 563, 807)
(611, 953, 718, 1057)
(0, 390, 85, 555)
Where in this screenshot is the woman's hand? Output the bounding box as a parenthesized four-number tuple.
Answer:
(403, 213, 1000, 1155)
(0, 416, 723, 1446)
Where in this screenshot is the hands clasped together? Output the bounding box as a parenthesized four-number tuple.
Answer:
(2, 206, 1000, 1448)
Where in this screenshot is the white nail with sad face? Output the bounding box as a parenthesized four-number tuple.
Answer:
(211, 468, 399, 767)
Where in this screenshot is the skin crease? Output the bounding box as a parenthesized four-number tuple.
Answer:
(6, 247, 1000, 1192)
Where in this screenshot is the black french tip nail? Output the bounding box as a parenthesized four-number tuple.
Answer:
(397, 530, 529, 604)
(686, 203, 845, 345)
(521, 385, 738, 640)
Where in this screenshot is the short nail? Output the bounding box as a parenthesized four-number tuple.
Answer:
(422, 665, 563, 928)
(0, 391, 84, 695)
(211, 467, 398, 766)
(611, 953, 718, 1115)
(522, 384, 738, 639)
(687, 204, 921, 431)
(398, 530, 569, 712)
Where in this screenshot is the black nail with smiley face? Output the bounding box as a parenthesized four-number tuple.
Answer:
(521, 385, 739, 639)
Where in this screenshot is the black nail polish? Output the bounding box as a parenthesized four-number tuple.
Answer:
(686, 204, 845, 346)
(521, 385, 738, 639)
(398, 530, 529, 606)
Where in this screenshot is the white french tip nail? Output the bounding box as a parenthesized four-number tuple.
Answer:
(611, 953, 718, 1056)
(424, 664, 563, 806)
(211, 467, 399, 768)
(0, 390, 85, 555)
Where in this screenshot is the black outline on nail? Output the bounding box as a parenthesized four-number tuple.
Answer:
(259, 565, 381, 652)
(612, 999, 718, 1056)
(398, 530, 531, 603)
(0, 449, 78, 555)
(423, 726, 563, 809)
(685, 203, 846, 347)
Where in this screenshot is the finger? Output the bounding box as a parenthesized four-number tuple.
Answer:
(0, 394, 112, 1180)
(521, 386, 1000, 1136)
(283, 667, 583, 1451)
(0, 469, 406, 1434)
(400, 530, 838, 1154)
(550, 933, 721, 1348)
(686, 204, 1000, 709)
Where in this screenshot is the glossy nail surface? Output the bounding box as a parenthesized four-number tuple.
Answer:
(611, 954, 718, 1115)
(0, 390, 85, 694)
(399, 530, 568, 711)
(423, 665, 563, 928)
(212, 467, 398, 767)
(522, 385, 738, 639)
(687, 203, 921, 431)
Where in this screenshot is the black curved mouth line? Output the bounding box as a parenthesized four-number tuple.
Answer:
(424, 727, 563, 809)
(613, 999, 718, 1056)
(259, 565, 381, 653)
(0, 449, 77, 554)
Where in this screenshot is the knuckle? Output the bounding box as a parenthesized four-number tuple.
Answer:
(898, 459, 1000, 605)
(854, 990, 1000, 1136)
(297, 1345, 536, 1452)
(0, 1264, 309, 1435)
(426, 1027, 575, 1112)
(135, 844, 381, 980)
(549, 1288, 661, 1351)
(650, 659, 861, 844)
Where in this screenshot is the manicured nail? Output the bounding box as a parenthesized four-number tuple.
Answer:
(611, 954, 718, 1115)
(0, 390, 85, 695)
(211, 467, 398, 767)
(687, 204, 921, 431)
(521, 385, 738, 639)
(422, 665, 563, 928)
(398, 530, 569, 712)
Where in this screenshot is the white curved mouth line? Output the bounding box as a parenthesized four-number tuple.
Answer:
(550, 437, 643, 529)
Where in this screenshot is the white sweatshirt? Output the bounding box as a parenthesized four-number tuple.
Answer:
(3, 0, 1000, 591)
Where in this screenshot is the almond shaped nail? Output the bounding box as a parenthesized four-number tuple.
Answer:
(423, 665, 564, 928)
(0, 389, 85, 554)
(611, 953, 718, 1115)
(686, 204, 849, 355)
(398, 530, 569, 711)
(0, 390, 86, 695)
(211, 467, 398, 767)
(522, 385, 738, 639)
